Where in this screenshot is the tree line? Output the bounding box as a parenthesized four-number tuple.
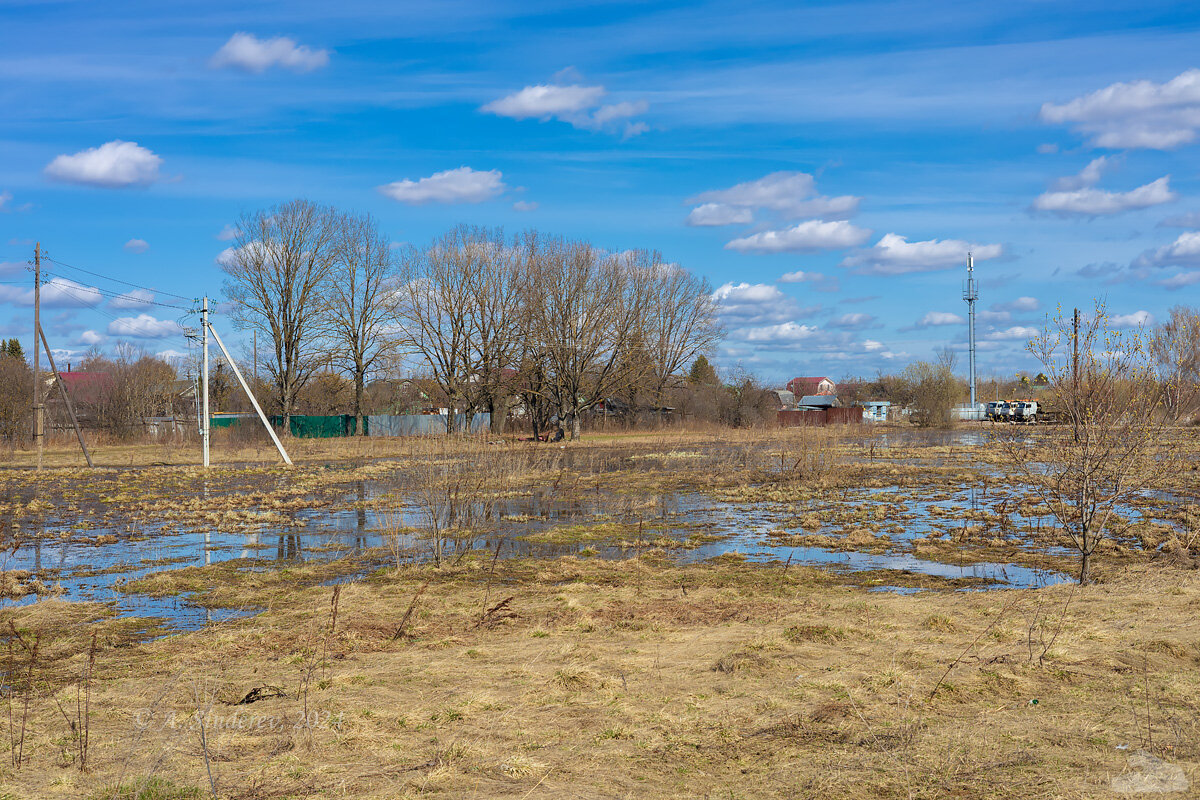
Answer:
(221, 199, 723, 437)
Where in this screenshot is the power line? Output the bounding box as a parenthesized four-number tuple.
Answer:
(39, 270, 193, 311)
(44, 256, 194, 302)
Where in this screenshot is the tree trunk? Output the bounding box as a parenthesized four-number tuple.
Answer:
(1078, 549, 1091, 585)
(354, 370, 365, 436)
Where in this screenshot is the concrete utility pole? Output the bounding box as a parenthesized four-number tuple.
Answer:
(32, 243, 43, 471)
(201, 296, 210, 468)
(962, 252, 978, 409)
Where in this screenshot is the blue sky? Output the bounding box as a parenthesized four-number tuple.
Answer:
(3, 0, 1200, 384)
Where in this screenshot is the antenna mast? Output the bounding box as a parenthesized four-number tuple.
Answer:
(962, 252, 978, 409)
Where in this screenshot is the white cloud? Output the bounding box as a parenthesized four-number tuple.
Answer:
(685, 203, 753, 227)
(777, 270, 839, 292)
(1033, 176, 1175, 216)
(76, 330, 104, 346)
(1040, 69, 1200, 150)
(687, 171, 861, 224)
(1133, 231, 1200, 269)
(726, 220, 870, 253)
(978, 310, 1011, 323)
(1037, 143, 1060, 154)
(1110, 310, 1154, 327)
(209, 33, 330, 74)
(378, 167, 506, 205)
(124, 238, 149, 254)
(481, 82, 647, 136)
(827, 312, 877, 330)
(0, 277, 103, 308)
(985, 326, 1039, 341)
(841, 234, 1002, 275)
(738, 322, 820, 346)
(44, 140, 163, 188)
(916, 311, 965, 327)
(512, 200, 538, 212)
(215, 224, 238, 241)
(109, 288, 156, 310)
(483, 84, 605, 118)
(0, 191, 10, 212)
(107, 313, 181, 339)
(1159, 272, 1200, 289)
(711, 282, 798, 325)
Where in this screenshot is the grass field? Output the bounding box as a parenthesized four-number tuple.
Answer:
(0, 425, 1196, 798)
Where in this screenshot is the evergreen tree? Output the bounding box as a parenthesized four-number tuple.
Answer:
(688, 355, 718, 386)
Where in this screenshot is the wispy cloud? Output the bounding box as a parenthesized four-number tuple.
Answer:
(210, 33, 330, 74)
(778, 270, 839, 292)
(482, 80, 648, 137)
(123, 238, 149, 254)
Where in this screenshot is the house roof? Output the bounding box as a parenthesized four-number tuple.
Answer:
(786, 376, 835, 395)
(798, 394, 837, 408)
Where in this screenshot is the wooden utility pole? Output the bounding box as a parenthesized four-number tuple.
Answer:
(38, 326, 93, 468)
(32, 243, 43, 470)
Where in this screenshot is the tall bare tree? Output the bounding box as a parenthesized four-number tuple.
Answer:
(526, 238, 650, 438)
(326, 211, 397, 435)
(393, 226, 476, 433)
(640, 255, 721, 413)
(1151, 304, 1200, 423)
(221, 199, 337, 430)
(463, 228, 526, 434)
(999, 303, 1169, 584)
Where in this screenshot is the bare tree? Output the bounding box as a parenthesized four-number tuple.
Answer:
(1151, 305, 1200, 423)
(326, 211, 397, 435)
(998, 303, 1169, 584)
(221, 199, 338, 430)
(903, 349, 962, 428)
(640, 255, 721, 414)
(525, 238, 650, 439)
(393, 227, 476, 433)
(463, 229, 526, 434)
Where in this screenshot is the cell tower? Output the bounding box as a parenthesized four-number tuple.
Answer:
(962, 252, 977, 408)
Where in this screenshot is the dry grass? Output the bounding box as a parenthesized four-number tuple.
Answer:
(0, 556, 1196, 798)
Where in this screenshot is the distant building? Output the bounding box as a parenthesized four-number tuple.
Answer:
(771, 389, 795, 409)
(856, 400, 891, 422)
(786, 376, 836, 396)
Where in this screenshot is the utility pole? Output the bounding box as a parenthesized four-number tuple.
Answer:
(252, 329, 257, 383)
(32, 243, 43, 471)
(201, 296, 210, 468)
(962, 252, 978, 411)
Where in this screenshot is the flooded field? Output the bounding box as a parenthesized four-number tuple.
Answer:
(1, 426, 1199, 800)
(3, 426, 1191, 632)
